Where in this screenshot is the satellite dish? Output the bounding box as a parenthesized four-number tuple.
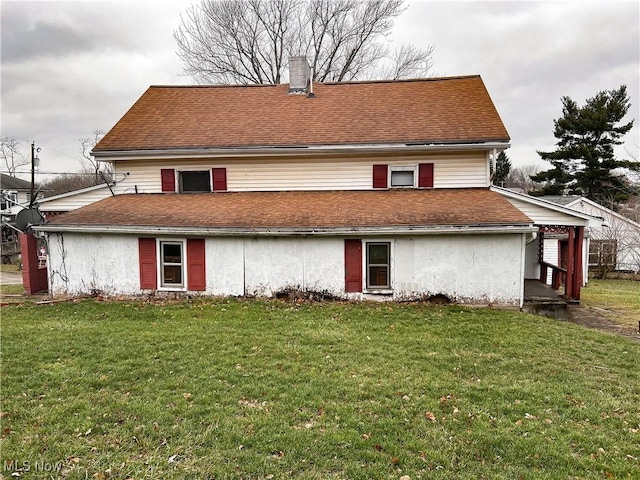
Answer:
(15, 207, 44, 231)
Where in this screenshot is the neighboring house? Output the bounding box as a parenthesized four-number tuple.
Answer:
(1, 174, 36, 262)
(38, 182, 117, 219)
(34, 61, 597, 304)
(543, 196, 640, 274)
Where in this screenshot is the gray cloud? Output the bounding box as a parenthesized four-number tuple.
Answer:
(1, 10, 96, 63)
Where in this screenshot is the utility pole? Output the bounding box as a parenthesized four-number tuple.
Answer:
(30, 142, 40, 207)
(30, 142, 35, 205)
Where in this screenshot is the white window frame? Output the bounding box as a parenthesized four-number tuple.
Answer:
(157, 239, 187, 290)
(1, 191, 18, 211)
(389, 165, 417, 188)
(364, 240, 393, 293)
(178, 170, 211, 193)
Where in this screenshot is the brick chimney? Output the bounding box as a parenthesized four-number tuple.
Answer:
(288, 56, 311, 94)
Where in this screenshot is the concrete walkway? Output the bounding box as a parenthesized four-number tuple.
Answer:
(0, 270, 23, 285)
(567, 304, 640, 343)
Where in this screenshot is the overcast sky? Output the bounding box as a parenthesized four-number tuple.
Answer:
(1, 0, 639, 181)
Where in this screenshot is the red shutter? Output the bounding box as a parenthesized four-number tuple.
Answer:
(418, 163, 434, 188)
(212, 168, 227, 192)
(372, 164, 388, 189)
(161, 169, 176, 192)
(344, 239, 362, 293)
(187, 239, 206, 291)
(138, 238, 157, 289)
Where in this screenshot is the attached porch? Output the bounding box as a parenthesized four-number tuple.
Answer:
(522, 225, 586, 320)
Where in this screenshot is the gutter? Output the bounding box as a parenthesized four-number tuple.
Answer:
(92, 142, 511, 161)
(34, 223, 535, 237)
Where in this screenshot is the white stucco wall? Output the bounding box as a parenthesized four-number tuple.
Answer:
(46, 233, 141, 296)
(46, 232, 525, 305)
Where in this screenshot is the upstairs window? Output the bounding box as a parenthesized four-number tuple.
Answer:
(179, 171, 211, 193)
(390, 168, 415, 187)
(373, 164, 432, 189)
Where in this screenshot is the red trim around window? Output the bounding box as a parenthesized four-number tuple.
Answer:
(372, 165, 388, 189)
(418, 163, 434, 188)
(212, 168, 227, 192)
(187, 239, 206, 291)
(138, 238, 157, 289)
(344, 239, 363, 292)
(161, 169, 176, 192)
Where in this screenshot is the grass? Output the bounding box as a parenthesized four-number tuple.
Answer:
(0, 284, 24, 296)
(582, 279, 640, 328)
(1, 299, 639, 479)
(0, 264, 20, 273)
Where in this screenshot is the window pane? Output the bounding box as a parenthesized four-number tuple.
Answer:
(163, 265, 182, 284)
(180, 171, 211, 192)
(368, 243, 389, 264)
(368, 266, 388, 287)
(390, 170, 414, 187)
(163, 243, 182, 263)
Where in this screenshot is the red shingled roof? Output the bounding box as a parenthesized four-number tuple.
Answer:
(45, 189, 530, 230)
(94, 76, 509, 153)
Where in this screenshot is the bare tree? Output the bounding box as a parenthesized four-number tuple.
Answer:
(504, 164, 543, 194)
(79, 129, 112, 182)
(0, 136, 29, 176)
(174, 0, 435, 85)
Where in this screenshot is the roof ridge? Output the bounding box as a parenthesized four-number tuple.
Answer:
(147, 75, 482, 90)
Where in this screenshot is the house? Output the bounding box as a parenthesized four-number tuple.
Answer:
(542, 196, 640, 275)
(1, 173, 37, 263)
(38, 182, 117, 219)
(33, 60, 598, 304)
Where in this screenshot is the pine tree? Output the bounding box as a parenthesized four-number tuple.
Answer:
(493, 151, 511, 187)
(532, 85, 637, 205)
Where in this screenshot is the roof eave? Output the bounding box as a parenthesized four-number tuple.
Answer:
(35, 223, 534, 236)
(491, 186, 605, 226)
(92, 141, 511, 161)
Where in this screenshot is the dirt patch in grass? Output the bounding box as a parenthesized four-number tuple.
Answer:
(581, 279, 640, 328)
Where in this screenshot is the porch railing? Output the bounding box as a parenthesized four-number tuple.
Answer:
(540, 261, 566, 291)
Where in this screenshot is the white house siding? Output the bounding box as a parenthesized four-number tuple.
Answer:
(524, 236, 540, 279)
(46, 231, 524, 305)
(111, 152, 489, 194)
(39, 185, 115, 212)
(505, 198, 587, 226)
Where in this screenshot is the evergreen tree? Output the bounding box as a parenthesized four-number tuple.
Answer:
(493, 151, 511, 187)
(532, 85, 637, 205)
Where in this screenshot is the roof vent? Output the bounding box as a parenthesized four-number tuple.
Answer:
(288, 56, 310, 94)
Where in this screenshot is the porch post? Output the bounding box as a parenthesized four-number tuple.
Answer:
(538, 229, 546, 283)
(565, 226, 575, 299)
(572, 226, 584, 301)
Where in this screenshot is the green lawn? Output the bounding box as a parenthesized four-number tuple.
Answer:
(1, 299, 639, 479)
(0, 264, 20, 273)
(582, 279, 640, 328)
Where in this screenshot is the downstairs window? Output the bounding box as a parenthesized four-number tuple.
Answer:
(366, 242, 390, 289)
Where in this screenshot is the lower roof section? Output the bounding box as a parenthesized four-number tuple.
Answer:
(37, 188, 533, 236)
